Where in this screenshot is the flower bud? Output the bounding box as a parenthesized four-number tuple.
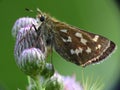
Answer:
(18, 48, 45, 76)
(46, 72, 83, 90)
(14, 25, 46, 61)
(12, 17, 37, 38)
(45, 72, 63, 90)
(41, 63, 54, 79)
(13, 17, 47, 77)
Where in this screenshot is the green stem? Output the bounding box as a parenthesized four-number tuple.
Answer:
(27, 75, 45, 90)
(27, 76, 31, 85)
(34, 75, 45, 90)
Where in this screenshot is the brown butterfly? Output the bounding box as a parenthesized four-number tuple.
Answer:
(33, 8, 116, 67)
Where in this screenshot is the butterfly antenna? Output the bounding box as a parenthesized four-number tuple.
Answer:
(25, 8, 34, 12)
(36, 8, 43, 15)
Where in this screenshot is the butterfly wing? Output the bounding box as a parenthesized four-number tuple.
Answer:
(53, 22, 115, 67)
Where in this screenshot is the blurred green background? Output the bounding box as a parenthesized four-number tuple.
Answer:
(0, 0, 119, 90)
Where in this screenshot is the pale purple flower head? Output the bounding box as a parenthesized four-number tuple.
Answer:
(12, 17, 47, 76)
(49, 72, 83, 90)
(14, 25, 46, 60)
(63, 75, 83, 90)
(19, 48, 45, 76)
(12, 17, 38, 38)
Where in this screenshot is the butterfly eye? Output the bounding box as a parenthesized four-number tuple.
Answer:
(40, 16, 45, 22)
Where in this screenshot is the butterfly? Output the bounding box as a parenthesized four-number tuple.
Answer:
(31, 8, 116, 67)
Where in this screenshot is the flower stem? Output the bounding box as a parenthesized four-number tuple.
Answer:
(34, 75, 45, 90)
(27, 75, 45, 90)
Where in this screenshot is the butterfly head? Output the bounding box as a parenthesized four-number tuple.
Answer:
(36, 8, 46, 23)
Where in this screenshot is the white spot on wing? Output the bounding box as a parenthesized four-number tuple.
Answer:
(81, 38, 87, 45)
(93, 35, 99, 42)
(81, 41, 113, 67)
(70, 47, 83, 56)
(61, 38, 67, 42)
(70, 49, 75, 55)
(67, 36, 72, 42)
(61, 36, 72, 42)
(75, 32, 82, 38)
(86, 47, 91, 54)
(96, 44, 101, 50)
(60, 29, 67, 33)
(78, 47, 83, 54)
(75, 32, 87, 45)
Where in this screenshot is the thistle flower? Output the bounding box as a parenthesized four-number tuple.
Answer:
(46, 72, 83, 90)
(63, 75, 83, 90)
(18, 48, 45, 76)
(12, 17, 47, 77)
(27, 63, 55, 90)
(12, 17, 37, 38)
(12, 17, 83, 90)
(14, 25, 46, 60)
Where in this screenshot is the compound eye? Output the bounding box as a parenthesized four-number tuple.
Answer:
(40, 16, 45, 22)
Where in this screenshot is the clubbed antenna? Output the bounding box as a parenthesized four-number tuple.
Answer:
(37, 8, 43, 15)
(25, 8, 43, 15)
(25, 8, 34, 12)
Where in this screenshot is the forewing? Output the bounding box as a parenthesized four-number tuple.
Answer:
(53, 22, 115, 67)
